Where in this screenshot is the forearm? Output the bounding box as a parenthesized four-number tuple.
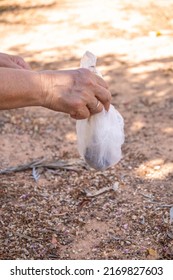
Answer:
(0, 67, 111, 119)
(0, 68, 43, 110)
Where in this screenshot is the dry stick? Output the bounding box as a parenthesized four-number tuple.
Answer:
(109, 235, 136, 244)
(140, 192, 154, 199)
(84, 182, 119, 198)
(167, 232, 173, 240)
(147, 202, 173, 207)
(32, 167, 40, 182)
(157, 204, 173, 208)
(0, 158, 46, 174)
(16, 233, 39, 242)
(139, 192, 173, 209)
(0, 158, 88, 175)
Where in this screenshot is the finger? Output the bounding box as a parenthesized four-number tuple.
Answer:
(87, 97, 104, 115)
(18, 59, 32, 70)
(70, 106, 90, 120)
(94, 85, 111, 111)
(11, 55, 32, 70)
(94, 74, 108, 89)
(90, 101, 103, 115)
(8, 62, 23, 69)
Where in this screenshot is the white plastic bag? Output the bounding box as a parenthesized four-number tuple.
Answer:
(76, 51, 124, 171)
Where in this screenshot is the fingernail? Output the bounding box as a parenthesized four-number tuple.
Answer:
(105, 103, 110, 111)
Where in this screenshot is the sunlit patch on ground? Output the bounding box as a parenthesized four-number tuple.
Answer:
(135, 159, 173, 179)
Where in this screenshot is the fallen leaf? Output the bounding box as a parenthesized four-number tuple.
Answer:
(147, 248, 158, 259)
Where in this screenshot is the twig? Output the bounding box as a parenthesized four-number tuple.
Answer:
(148, 202, 173, 207)
(167, 231, 173, 239)
(0, 158, 88, 175)
(0, 158, 46, 174)
(140, 192, 154, 200)
(84, 182, 119, 198)
(16, 233, 38, 242)
(55, 212, 68, 217)
(109, 235, 134, 244)
(32, 167, 40, 182)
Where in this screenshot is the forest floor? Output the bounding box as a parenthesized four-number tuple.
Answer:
(0, 0, 173, 259)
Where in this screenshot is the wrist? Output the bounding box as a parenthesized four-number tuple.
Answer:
(38, 70, 54, 108)
(39, 70, 65, 111)
(23, 70, 44, 107)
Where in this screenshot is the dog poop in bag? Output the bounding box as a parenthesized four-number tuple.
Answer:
(76, 51, 124, 171)
(76, 104, 124, 171)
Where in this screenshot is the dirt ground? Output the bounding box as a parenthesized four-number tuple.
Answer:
(0, 0, 173, 260)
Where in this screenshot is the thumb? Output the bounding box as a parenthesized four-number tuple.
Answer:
(9, 61, 23, 70)
(17, 60, 32, 70)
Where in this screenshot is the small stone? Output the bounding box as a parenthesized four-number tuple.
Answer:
(154, 165, 161, 170)
(123, 224, 128, 230)
(132, 215, 137, 220)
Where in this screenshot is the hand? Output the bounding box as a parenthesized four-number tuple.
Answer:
(0, 52, 31, 70)
(40, 68, 111, 119)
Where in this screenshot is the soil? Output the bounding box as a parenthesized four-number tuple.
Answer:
(0, 0, 173, 260)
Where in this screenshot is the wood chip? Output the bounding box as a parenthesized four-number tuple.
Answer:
(84, 183, 119, 197)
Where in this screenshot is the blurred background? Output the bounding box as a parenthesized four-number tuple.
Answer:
(0, 0, 173, 170)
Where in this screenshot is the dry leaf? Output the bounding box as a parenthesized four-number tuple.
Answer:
(147, 248, 158, 259)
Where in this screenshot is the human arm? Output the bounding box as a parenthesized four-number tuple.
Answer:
(0, 68, 42, 109)
(0, 68, 111, 119)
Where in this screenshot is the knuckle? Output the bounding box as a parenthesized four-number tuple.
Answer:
(73, 100, 83, 110)
(16, 55, 22, 60)
(86, 77, 94, 87)
(71, 109, 89, 120)
(79, 68, 91, 76)
(97, 105, 103, 113)
(80, 112, 90, 119)
(70, 113, 78, 119)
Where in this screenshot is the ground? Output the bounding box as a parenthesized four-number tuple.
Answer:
(0, 0, 173, 260)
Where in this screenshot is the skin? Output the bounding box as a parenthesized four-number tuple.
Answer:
(0, 53, 111, 119)
(0, 52, 31, 70)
